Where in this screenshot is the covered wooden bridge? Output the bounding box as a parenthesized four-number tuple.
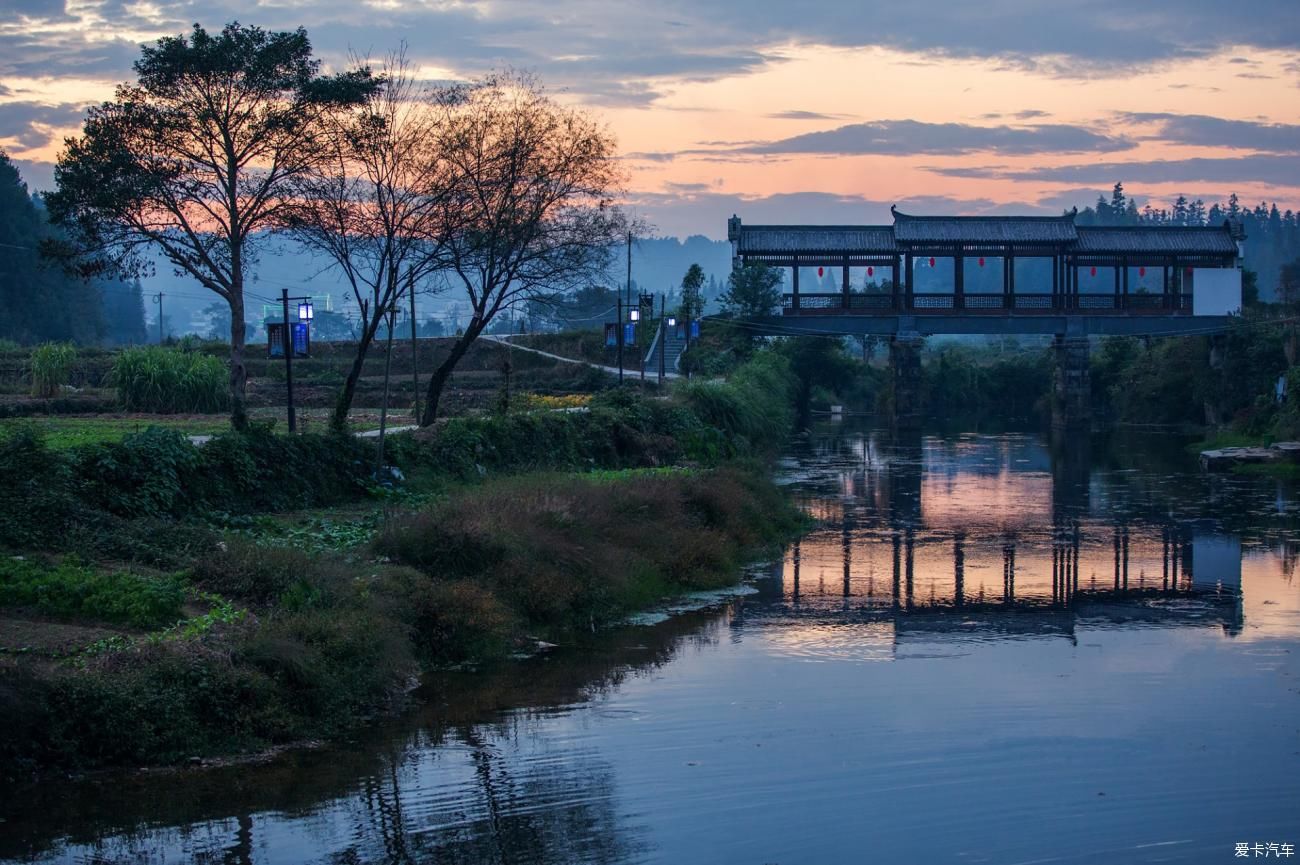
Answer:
(724, 208, 1246, 428)
(728, 207, 1244, 329)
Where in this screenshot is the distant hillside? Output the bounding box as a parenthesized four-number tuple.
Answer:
(141, 234, 736, 336)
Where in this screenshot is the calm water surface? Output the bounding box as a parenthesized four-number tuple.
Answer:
(4, 425, 1300, 864)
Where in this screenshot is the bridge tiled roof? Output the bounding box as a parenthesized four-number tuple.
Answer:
(730, 211, 1241, 260)
(736, 225, 896, 254)
(1074, 226, 1240, 256)
(891, 208, 1078, 245)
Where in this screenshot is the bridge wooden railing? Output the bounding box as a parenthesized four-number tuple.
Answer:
(781, 293, 1192, 315)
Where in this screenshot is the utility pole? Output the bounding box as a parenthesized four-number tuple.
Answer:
(626, 230, 632, 311)
(616, 297, 624, 384)
(684, 311, 691, 380)
(152, 291, 165, 344)
(376, 302, 397, 471)
(280, 288, 296, 433)
(408, 276, 420, 423)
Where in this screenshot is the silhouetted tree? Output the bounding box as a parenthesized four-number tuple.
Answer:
(679, 263, 705, 319)
(418, 71, 626, 426)
(285, 51, 453, 431)
(0, 153, 107, 343)
(46, 22, 378, 427)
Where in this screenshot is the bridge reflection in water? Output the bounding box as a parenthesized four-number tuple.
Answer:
(761, 427, 1243, 645)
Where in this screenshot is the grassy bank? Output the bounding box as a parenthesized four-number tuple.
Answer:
(0, 352, 804, 777)
(0, 466, 802, 776)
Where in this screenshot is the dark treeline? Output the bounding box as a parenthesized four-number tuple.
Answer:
(0, 154, 147, 346)
(1072, 182, 1300, 302)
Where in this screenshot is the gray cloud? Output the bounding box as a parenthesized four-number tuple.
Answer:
(930, 155, 1300, 186)
(628, 189, 1032, 238)
(1123, 112, 1300, 153)
(766, 110, 843, 120)
(1, 0, 1297, 108)
(6, 0, 68, 18)
(737, 119, 1133, 156)
(0, 101, 87, 149)
(624, 151, 678, 163)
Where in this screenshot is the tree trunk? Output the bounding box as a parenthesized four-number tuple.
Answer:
(331, 315, 383, 434)
(228, 293, 249, 430)
(420, 327, 479, 427)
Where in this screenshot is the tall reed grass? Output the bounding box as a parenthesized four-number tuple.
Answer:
(30, 342, 77, 398)
(110, 346, 228, 413)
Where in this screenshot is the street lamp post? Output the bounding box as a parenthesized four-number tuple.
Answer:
(638, 292, 653, 383)
(280, 288, 313, 433)
(658, 296, 668, 384)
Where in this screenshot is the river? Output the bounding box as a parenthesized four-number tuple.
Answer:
(4, 423, 1299, 864)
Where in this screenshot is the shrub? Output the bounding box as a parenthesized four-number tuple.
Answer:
(110, 345, 228, 413)
(190, 540, 353, 607)
(374, 467, 802, 634)
(24, 644, 292, 767)
(72, 427, 203, 518)
(677, 352, 795, 454)
(0, 425, 77, 549)
(29, 343, 77, 398)
(240, 606, 414, 719)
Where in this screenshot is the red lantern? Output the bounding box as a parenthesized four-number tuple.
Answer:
(817, 266, 824, 277)
(928, 257, 936, 268)
(867, 266, 874, 277)
(1139, 266, 1146, 277)
(1090, 266, 1097, 277)
(978, 257, 985, 267)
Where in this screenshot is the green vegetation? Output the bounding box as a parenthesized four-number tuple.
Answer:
(374, 467, 802, 659)
(0, 154, 147, 347)
(720, 261, 783, 319)
(110, 346, 229, 413)
(925, 343, 1051, 422)
(0, 351, 812, 776)
(0, 557, 185, 628)
(0, 416, 230, 450)
(29, 343, 77, 398)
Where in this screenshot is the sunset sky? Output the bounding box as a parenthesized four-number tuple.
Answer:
(2, 0, 1299, 238)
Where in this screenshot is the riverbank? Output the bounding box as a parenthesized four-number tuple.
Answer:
(0, 353, 805, 779)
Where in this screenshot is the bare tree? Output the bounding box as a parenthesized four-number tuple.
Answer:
(419, 71, 626, 426)
(285, 51, 454, 432)
(46, 23, 377, 428)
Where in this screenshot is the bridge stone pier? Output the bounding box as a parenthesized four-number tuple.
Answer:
(726, 208, 1245, 430)
(1052, 330, 1091, 429)
(889, 327, 924, 429)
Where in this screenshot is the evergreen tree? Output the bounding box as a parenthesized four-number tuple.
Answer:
(0, 152, 107, 343)
(720, 262, 783, 318)
(679, 263, 706, 319)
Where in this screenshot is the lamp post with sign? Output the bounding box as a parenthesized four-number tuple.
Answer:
(277, 288, 313, 433)
(661, 301, 674, 385)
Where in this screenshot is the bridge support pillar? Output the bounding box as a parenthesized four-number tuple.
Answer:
(1205, 334, 1227, 427)
(890, 330, 924, 430)
(1052, 333, 1091, 429)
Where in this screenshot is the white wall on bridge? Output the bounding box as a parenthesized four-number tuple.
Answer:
(1192, 269, 1241, 316)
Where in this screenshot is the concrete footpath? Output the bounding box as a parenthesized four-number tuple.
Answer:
(485, 334, 681, 381)
(187, 424, 418, 447)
